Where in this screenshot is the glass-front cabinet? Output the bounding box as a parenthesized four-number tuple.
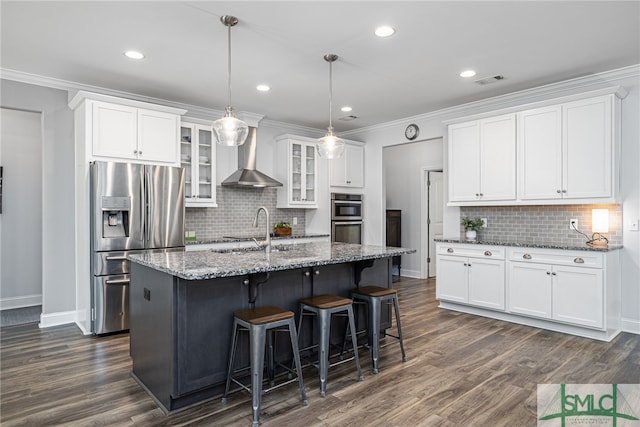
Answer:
(275, 135, 318, 208)
(180, 121, 216, 207)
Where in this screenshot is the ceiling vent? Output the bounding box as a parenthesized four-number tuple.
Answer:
(339, 115, 359, 121)
(474, 75, 505, 85)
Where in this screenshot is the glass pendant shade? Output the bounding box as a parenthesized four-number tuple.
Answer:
(212, 107, 249, 146)
(317, 53, 344, 159)
(317, 127, 345, 159)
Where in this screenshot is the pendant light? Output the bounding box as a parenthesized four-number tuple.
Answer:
(212, 15, 249, 146)
(317, 54, 345, 159)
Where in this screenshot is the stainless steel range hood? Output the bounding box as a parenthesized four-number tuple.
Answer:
(221, 127, 282, 188)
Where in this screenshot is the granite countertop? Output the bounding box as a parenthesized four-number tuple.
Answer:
(129, 242, 415, 280)
(434, 238, 622, 252)
(186, 234, 330, 245)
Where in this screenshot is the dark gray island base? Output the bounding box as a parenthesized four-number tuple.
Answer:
(128, 242, 415, 413)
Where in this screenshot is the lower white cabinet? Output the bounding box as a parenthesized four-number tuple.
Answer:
(436, 242, 620, 341)
(436, 244, 505, 310)
(508, 249, 604, 329)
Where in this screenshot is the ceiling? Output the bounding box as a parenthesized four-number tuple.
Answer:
(1, 1, 639, 132)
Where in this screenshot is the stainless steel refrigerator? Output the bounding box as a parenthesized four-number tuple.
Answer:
(90, 161, 185, 334)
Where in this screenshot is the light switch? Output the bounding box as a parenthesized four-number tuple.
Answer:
(630, 219, 639, 232)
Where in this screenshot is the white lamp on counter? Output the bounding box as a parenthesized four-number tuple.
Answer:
(589, 208, 609, 247)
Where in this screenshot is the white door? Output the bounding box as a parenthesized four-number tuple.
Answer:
(552, 265, 603, 328)
(507, 262, 552, 319)
(468, 258, 505, 310)
(448, 121, 480, 201)
(436, 255, 468, 303)
(92, 101, 138, 159)
(0, 108, 42, 310)
(479, 114, 516, 201)
(137, 108, 179, 163)
(428, 171, 443, 277)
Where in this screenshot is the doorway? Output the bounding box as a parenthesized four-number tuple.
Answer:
(426, 170, 443, 277)
(0, 108, 43, 312)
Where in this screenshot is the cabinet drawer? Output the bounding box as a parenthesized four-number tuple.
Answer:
(508, 248, 602, 268)
(436, 244, 505, 260)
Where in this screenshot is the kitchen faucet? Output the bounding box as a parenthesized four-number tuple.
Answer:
(252, 206, 271, 257)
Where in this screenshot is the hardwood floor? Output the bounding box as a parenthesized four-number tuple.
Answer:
(1, 277, 638, 426)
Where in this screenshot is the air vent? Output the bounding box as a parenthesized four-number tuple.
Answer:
(474, 75, 505, 85)
(339, 115, 359, 121)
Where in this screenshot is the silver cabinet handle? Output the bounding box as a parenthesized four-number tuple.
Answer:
(479, 193, 483, 197)
(133, 149, 138, 154)
(475, 193, 480, 197)
(484, 250, 492, 256)
(562, 189, 567, 193)
(447, 248, 454, 253)
(304, 271, 311, 277)
(574, 257, 584, 264)
(552, 272, 557, 276)
(315, 270, 320, 275)
(546, 272, 551, 275)
(523, 253, 532, 260)
(106, 255, 127, 261)
(243, 279, 250, 286)
(557, 189, 562, 193)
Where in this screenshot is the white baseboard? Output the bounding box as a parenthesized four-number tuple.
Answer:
(398, 268, 423, 279)
(622, 317, 640, 335)
(39, 310, 76, 328)
(0, 294, 42, 310)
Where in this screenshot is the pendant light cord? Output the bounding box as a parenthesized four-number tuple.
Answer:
(226, 22, 232, 109)
(328, 59, 333, 130)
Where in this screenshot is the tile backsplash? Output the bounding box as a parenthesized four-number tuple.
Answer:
(185, 187, 306, 240)
(460, 204, 622, 246)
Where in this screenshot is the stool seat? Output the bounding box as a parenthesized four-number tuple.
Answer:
(299, 294, 352, 309)
(352, 285, 397, 298)
(234, 306, 294, 325)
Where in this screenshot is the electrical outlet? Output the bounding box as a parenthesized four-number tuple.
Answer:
(481, 218, 487, 228)
(630, 219, 639, 231)
(293, 217, 298, 225)
(569, 218, 578, 230)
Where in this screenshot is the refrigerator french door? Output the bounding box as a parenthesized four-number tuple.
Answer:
(90, 161, 185, 334)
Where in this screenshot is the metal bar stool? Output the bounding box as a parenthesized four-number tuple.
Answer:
(351, 285, 406, 374)
(297, 294, 364, 397)
(222, 306, 307, 427)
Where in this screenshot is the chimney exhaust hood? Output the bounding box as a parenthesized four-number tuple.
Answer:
(221, 127, 283, 188)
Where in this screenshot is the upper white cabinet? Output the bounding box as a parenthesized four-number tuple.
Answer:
(274, 135, 318, 208)
(329, 142, 364, 188)
(180, 121, 216, 207)
(448, 114, 516, 203)
(518, 95, 613, 201)
(69, 91, 186, 165)
(447, 90, 621, 206)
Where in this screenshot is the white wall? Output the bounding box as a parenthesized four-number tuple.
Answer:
(383, 139, 443, 278)
(348, 66, 640, 332)
(0, 80, 76, 323)
(0, 108, 42, 309)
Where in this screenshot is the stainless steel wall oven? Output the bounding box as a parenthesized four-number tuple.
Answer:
(331, 193, 363, 244)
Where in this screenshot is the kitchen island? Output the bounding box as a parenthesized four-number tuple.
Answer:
(128, 242, 414, 413)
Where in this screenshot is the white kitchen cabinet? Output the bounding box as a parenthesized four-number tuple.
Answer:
(69, 91, 186, 165)
(436, 244, 505, 310)
(518, 95, 613, 201)
(180, 121, 216, 207)
(329, 142, 364, 188)
(448, 114, 516, 203)
(507, 248, 604, 329)
(275, 135, 318, 208)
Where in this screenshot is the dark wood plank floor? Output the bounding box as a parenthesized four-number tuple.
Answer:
(2, 277, 638, 426)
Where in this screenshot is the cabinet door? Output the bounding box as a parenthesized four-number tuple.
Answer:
(552, 265, 603, 328)
(436, 255, 468, 303)
(517, 106, 563, 200)
(479, 114, 516, 201)
(180, 125, 195, 199)
(137, 109, 179, 163)
(468, 258, 505, 310)
(302, 142, 317, 203)
(448, 121, 480, 201)
(92, 101, 138, 159)
(329, 143, 363, 188)
(563, 96, 612, 199)
(507, 262, 552, 319)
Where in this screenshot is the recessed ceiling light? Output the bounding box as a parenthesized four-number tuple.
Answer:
(341, 106, 353, 112)
(124, 50, 145, 60)
(374, 26, 395, 37)
(460, 70, 477, 78)
(256, 84, 271, 92)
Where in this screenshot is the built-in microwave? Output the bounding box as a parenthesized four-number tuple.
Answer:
(331, 193, 362, 220)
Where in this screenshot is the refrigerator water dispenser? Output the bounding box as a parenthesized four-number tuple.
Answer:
(101, 196, 130, 238)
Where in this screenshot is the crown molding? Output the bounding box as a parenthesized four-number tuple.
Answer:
(341, 64, 640, 137)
